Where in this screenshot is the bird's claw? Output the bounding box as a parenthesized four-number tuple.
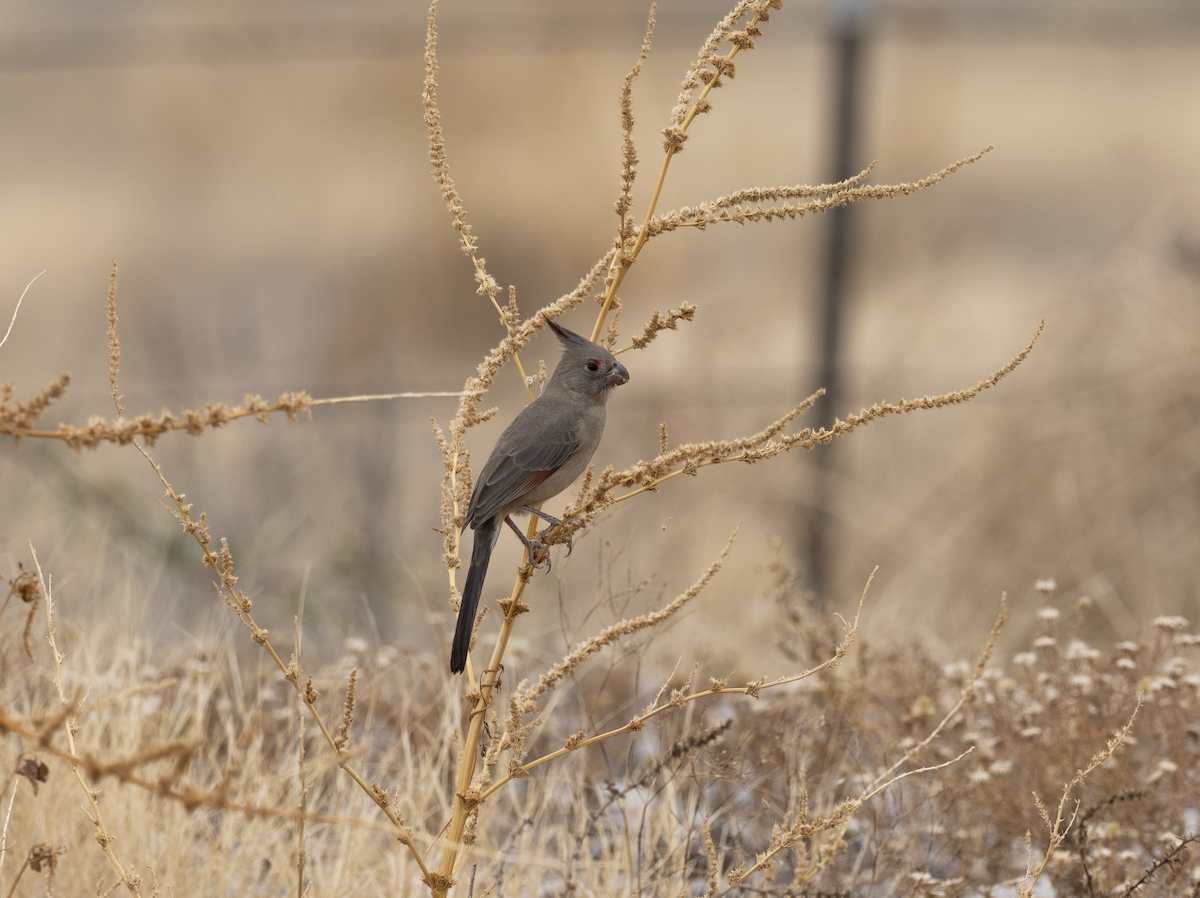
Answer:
(527, 542, 551, 572)
(537, 528, 573, 558)
(538, 516, 582, 556)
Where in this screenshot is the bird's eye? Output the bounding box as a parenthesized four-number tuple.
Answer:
(586, 361, 600, 372)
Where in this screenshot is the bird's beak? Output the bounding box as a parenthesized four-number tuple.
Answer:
(607, 362, 630, 387)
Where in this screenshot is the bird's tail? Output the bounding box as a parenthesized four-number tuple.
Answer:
(451, 515, 501, 674)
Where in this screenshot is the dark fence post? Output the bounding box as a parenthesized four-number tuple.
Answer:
(805, 0, 871, 606)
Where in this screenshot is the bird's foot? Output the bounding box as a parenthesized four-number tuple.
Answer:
(505, 516, 552, 571)
(524, 539, 551, 572)
(542, 516, 583, 556)
(520, 506, 580, 555)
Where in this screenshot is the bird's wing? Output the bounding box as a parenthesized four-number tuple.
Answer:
(467, 423, 580, 526)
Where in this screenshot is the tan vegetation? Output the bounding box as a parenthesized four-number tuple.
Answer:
(1, 1, 1196, 897)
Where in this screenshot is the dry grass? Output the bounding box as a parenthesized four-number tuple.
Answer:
(2, 565, 1197, 896)
(1, 1, 1195, 896)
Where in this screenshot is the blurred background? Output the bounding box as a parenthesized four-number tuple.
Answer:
(1, 0, 1198, 670)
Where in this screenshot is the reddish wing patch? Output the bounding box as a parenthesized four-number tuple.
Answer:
(522, 469, 556, 491)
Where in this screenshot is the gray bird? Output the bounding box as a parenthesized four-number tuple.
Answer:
(451, 315, 629, 674)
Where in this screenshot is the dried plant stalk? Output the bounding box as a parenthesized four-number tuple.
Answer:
(29, 546, 141, 895)
(0, 702, 402, 831)
(131, 447, 430, 883)
(480, 564, 872, 804)
(551, 320, 1044, 542)
(0, 387, 470, 450)
(418, 2, 1018, 890)
(106, 261, 123, 417)
(1016, 701, 1142, 898)
(643, 149, 992, 238)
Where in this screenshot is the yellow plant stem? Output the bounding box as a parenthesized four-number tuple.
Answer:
(435, 514, 540, 896)
(592, 9, 764, 343)
(435, 213, 546, 889)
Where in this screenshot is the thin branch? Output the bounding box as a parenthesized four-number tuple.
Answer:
(479, 568, 871, 803)
(714, 750, 974, 898)
(641, 148, 992, 238)
(1118, 833, 1200, 898)
(130, 446, 433, 885)
(0, 271, 44, 352)
(295, 621, 308, 898)
(30, 546, 141, 895)
(1017, 699, 1143, 898)
(0, 389, 474, 450)
(0, 706, 403, 832)
(0, 776, 18, 886)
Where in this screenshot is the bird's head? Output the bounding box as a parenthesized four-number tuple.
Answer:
(543, 314, 630, 399)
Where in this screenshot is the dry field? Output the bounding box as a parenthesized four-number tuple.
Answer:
(2, 0, 1199, 895)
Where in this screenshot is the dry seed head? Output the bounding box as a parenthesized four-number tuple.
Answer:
(627, 302, 697, 351)
(422, 0, 467, 233)
(526, 358, 548, 392)
(105, 261, 123, 417)
(671, 0, 758, 125)
(333, 666, 358, 753)
(0, 373, 71, 444)
(614, 4, 655, 247)
(603, 295, 622, 350)
(46, 392, 312, 452)
(641, 148, 992, 239)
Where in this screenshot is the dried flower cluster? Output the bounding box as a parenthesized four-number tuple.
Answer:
(613, 5, 656, 274)
(642, 149, 992, 238)
(0, 374, 70, 443)
(625, 301, 698, 351)
(0, 378, 317, 450)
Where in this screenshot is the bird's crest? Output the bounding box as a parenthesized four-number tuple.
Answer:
(542, 313, 596, 351)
